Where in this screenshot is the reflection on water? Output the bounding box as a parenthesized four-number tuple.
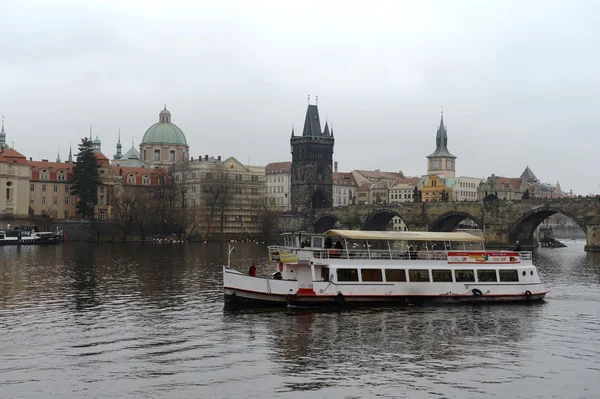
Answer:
(0, 241, 600, 398)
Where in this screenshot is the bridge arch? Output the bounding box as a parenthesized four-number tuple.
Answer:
(363, 208, 407, 231)
(509, 206, 587, 246)
(314, 214, 341, 234)
(429, 212, 483, 232)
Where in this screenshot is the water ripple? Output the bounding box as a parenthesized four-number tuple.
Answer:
(1, 242, 600, 398)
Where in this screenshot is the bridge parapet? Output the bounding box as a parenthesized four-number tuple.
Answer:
(286, 197, 600, 251)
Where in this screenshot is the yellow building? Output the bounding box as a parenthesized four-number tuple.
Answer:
(0, 149, 31, 217)
(28, 159, 77, 219)
(419, 174, 451, 202)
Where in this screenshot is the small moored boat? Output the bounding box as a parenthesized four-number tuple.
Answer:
(0, 228, 64, 245)
(223, 229, 547, 308)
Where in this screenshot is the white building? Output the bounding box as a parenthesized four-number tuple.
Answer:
(265, 161, 291, 211)
(389, 177, 421, 203)
(333, 171, 357, 206)
(451, 177, 482, 201)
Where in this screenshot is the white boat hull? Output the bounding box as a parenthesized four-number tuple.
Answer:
(223, 267, 547, 308)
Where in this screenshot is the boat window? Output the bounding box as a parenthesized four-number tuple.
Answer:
(385, 269, 407, 282)
(454, 270, 475, 282)
(321, 267, 330, 282)
(431, 270, 452, 282)
(499, 270, 519, 282)
(408, 270, 430, 282)
(361, 269, 383, 282)
(477, 270, 497, 282)
(312, 236, 324, 248)
(337, 268, 359, 282)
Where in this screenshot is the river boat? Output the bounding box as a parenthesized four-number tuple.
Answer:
(0, 228, 64, 246)
(223, 229, 547, 308)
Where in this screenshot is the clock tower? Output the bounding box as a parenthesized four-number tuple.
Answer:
(426, 112, 456, 178)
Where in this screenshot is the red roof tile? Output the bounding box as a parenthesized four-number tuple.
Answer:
(333, 172, 357, 186)
(265, 161, 291, 173)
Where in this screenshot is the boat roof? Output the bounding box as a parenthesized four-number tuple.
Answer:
(324, 229, 484, 243)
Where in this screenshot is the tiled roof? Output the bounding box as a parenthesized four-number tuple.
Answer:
(498, 177, 523, 190)
(390, 177, 421, 188)
(358, 183, 372, 190)
(520, 166, 538, 182)
(29, 160, 74, 171)
(333, 172, 357, 186)
(0, 148, 29, 164)
(355, 170, 404, 180)
(265, 161, 291, 173)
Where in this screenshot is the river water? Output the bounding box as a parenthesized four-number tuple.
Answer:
(1, 241, 599, 398)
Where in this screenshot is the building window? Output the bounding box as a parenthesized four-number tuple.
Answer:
(65, 197, 69, 205)
(169, 150, 175, 162)
(41, 210, 46, 216)
(127, 174, 136, 184)
(98, 210, 105, 220)
(42, 196, 46, 204)
(65, 185, 69, 193)
(30, 196, 35, 204)
(154, 149, 161, 161)
(30, 184, 34, 191)
(40, 169, 49, 180)
(53, 185, 58, 192)
(64, 210, 69, 219)
(100, 187, 104, 194)
(142, 175, 150, 185)
(99, 195, 105, 205)
(42, 184, 46, 192)
(57, 171, 66, 181)
(53, 197, 58, 205)
(143, 150, 146, 161)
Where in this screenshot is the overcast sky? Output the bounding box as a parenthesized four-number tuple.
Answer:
(1, 0, 598, 194)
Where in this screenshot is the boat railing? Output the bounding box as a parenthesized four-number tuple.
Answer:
(269, 246, 533, 262)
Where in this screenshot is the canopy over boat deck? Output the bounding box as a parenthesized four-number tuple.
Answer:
(324, 230, 484, 243)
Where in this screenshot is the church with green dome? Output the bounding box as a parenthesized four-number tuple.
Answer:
(139, 106, 189, 168)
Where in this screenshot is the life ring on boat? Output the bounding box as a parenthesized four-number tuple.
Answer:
(525, 290, 532, 299)
(472, 288, 483, 297)
(279, 262, 283, 272)
(335, 292, 345, 306)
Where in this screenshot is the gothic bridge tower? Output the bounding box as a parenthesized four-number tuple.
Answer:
(290, 101, 335, 212)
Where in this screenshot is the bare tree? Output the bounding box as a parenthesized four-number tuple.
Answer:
(202, 162, 232, 236)
(112, 184, 138, 240)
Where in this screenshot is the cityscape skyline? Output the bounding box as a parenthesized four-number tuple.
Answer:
(1, 1, 597, 194)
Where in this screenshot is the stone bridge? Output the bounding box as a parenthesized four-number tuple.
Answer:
(281, 197, 600, 251)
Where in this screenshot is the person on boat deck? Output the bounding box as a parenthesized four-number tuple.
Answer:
(514, 240, 522, 252)
(325, 237, 333, 249)
(335, 240, 343, 249)
(248, 263, 257, 277)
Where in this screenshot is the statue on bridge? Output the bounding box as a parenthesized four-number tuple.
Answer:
(441, 190, 449, 201)
(413, 186, 422, 203)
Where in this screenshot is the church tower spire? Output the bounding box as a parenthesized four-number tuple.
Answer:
(56, 151, 61, 163)
(0, 115, 8, 152)
(426, 109, 456, 178)
(114, 129, 123, 160)
(68, 144, 73, 163)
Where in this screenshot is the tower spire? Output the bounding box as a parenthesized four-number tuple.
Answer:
(114, 129, 123, 160)
(56, 150, 61, 163)
(0, 115, 8, 152)
(68, 143, 73, 163)
(89, 125, 92, 140)
(291, 123, 295, 138)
